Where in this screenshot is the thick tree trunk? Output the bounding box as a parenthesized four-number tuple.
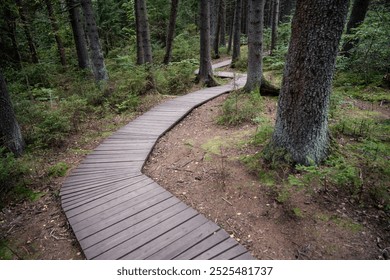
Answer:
(210, 0, 219, 50)
(231, 0, 243, 66)
(270, 0, 280, 55)
(45, 0, 67, 66)
(16, 0, 39, 64)
(244, 0, 266, 92)
(0, 71, 24, 157)
(134, 0, 144, 65)
(197, 0, 218, 87)
(81, 0, 108, 82)
(136, 0, 153, 64)
(163, 0, 179, 64)
(341, 0, 370, 56)
(67, 0, 89, 69)
(267, 0, 349, 165)
(219, 0, 227, 47)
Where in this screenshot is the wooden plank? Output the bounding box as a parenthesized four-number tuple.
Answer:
(92, 207, 198, 260)
(146, 220, 220, 260)
(232, 252, 255, 260)
(173, 230, 230, 260)
(63, 176, 153, 215)
(77, 197, 181, 244)
(70, 188, 171, 231)
(211, 244, 248, 260)
(192, 238, 239, 260)
(121, 214, 208, 260)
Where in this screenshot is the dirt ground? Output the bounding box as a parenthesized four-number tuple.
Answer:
(143, 94, 390, 260)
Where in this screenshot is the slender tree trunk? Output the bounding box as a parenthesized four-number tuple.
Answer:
(244, 0, 266, 92)
(241, 0, 248, 35)
(15, 0, 39, 64)
(197, 0, 218, 87)
(227, 9, 235, 54)
(280, 0, 296, 22)
(0, 70, 24, 157)
(136, 0, 153, 64)
(341, 0, 370, 56)
(81, 0, 108, 82)
(210, 0, 218, 50)
(232, 0, 243, 66)
(213, 0, 222, 58)
(163, 0, 179, 64)
(267, 0, 349, 165)
(219, 0, 226, 47)
(264, 0, 272, 28)
(67, 0, 89, 69)
(270, 0, 280, 55)
(45, 0, 67, 66)
(134, 0, 144, 65)
(5, 10, 22, 66)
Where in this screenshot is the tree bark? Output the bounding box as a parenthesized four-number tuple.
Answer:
(81, 0, 108, 82)
(341, 0, 370, 56)
(244, 0, 266, 92)
(267, 0, 349, 165)
(134, 0, 144, 65)
(136, 0, 153, 64)
(219, 0, 227, 47)
(15, 0, 39, 64)
(231, 0, 243, 66)
(213, 0, 222, 58)
(227, 8, 235, 54)
(163, 0, 179, 64)
(270, 0, 280, 55)
(210, 0, 219, 50)
(67, 0, 89, 69)
(45, 0, 67, 66)
(0, 70, 24, 157)
(197, 0, 218, 87)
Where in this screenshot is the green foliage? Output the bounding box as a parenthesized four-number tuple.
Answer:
(339, 8, 390, 83)
(0, 240, 14, 260)
(0, 148, 28, 194)
(217, 89, 263, 126)
(47, 162, 69, 177)
(155, 59, 198, 95)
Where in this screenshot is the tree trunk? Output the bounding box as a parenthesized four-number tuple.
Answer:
(213, 0, 222, 58)
(67, 0, 89, 69)
(197, 0, 218, 87)
(341, 0, 370, 56)
(164, 0, 179, 64)
(210, 0, 219, 50)
(241, 0, 248, 35)
(136, 0, 153, 64)
(231, 0, 243, 66)
(270, 0, 280, 55)
(45, 0, 67, 66)
(219, 0, 227, 47)
(134, 0, 144, 65)
(5, 9, 22, 66)
(15, 0, 39, 64)
(244, 0, 266, 92)
(280, 0, 296, 22)
(0, 70, 24, 157)
(267, 0, 349, 165)
(81, 0, 108, 82)
(264, 0, 272, 28)
(227, 8, 235, 54)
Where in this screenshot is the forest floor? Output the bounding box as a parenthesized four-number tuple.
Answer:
(1, 63, 389, 260)
(143, 93, 390, 260)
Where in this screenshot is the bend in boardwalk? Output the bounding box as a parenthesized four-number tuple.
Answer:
(60, 60, 254, 260)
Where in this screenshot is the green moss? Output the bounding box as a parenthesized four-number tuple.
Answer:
(48, 162, 69, 177)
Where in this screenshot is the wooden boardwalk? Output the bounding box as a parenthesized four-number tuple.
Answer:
(60, 60, 254, 260)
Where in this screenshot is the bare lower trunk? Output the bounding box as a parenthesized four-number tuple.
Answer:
(219, 0, 227, 47)
(134, 0, 144, 65)
(81, 0, 108, 82)
(137, 0, 153, 64)
(267, 0, 349, 165)
(197, 0, 218, 87)
(67, 0, 89, 69)
(0, 71, 24, 157)
(232, 0, 243, 66)
(45, 0, 67, 66)
(244, 0, 266, 92)
(163, 0, 179, 64)
(270, 0, 280, 55)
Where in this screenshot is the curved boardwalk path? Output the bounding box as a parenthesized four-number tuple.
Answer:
(60, 60, 254, 260)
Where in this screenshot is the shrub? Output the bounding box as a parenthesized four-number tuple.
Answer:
(0, 148, 28, 195)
